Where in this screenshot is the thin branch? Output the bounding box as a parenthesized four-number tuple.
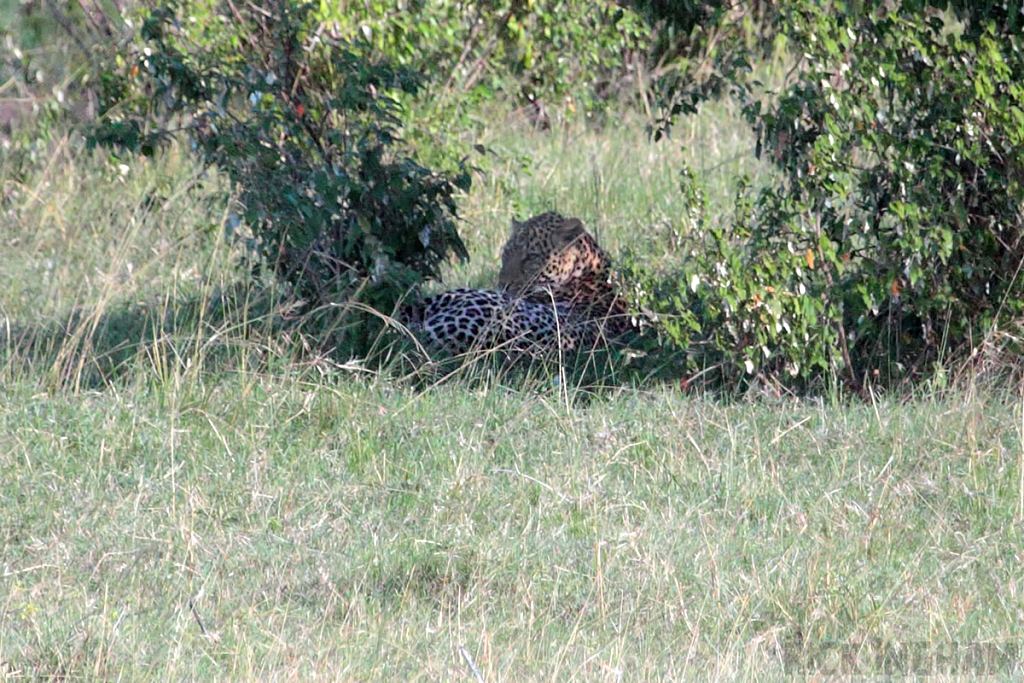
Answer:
(44, 0, 94, 63)
(443, 5, 486, 93)
(75, 0, 115, 39)
(459, 8, 516, 94)
(813, 216, 864, 398)
(459, 645, 485, 683)
(188, 597, 210, 637)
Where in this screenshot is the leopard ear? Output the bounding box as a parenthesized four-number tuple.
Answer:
(500, 222, 520, 259)
(499, 236, 524, 285)
(558, 218, 586, 243)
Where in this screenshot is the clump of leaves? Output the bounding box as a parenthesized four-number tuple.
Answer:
(87, 0, 470, 354)
(640, 1, 1024, 393)
(321, 0, 650, 114)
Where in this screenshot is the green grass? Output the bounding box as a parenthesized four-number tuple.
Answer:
(3, 103, 1024, 680)
(4, 377, 1024, 679)
(437, 99, 771, 290)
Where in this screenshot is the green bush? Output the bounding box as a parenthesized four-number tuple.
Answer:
(1, 1, 120, 183)
(87, 0, 472, 354)
(640, 1, 1024, 391)
(318, 1, 650, 115)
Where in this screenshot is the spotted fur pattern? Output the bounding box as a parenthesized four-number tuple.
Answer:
(402, 288, 584, 356)
(399, 212, 633, 357)
(499, 212, 631, 340)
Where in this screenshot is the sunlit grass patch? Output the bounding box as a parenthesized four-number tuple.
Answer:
(2, 102, 1023, 680)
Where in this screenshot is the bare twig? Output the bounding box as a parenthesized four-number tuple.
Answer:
(443, 5, 486, 93)
(188, 596, 210, 637)
(75, 0, 116, 39)
(813, 215, 864, 398)
(245, 0, 274, 17)
(459, 8, 516, 94)
(459, 646, 485, 683)
(44, 0, 94, 63)
(224, 0, 263, 55)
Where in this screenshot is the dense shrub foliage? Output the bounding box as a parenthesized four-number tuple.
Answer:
(7, 0, 1024, 388)
(634, 0, 781, 134)
(318, 1, 650, 115)
(638, 1, 1024, 391)
(86, 1, 472, 353)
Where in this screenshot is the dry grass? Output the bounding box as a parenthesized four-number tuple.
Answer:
(3, 105, 1024, 680)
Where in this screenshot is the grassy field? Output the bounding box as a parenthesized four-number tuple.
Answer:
(3, 102, 1024, 680)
